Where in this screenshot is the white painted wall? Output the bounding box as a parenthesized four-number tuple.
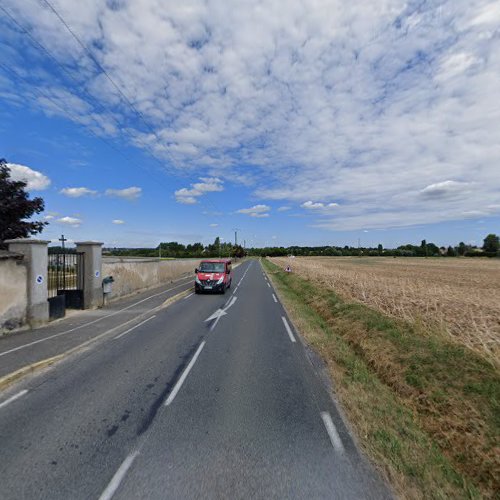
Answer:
(0, 253, 28, 333)
(102, 258, 198, 300)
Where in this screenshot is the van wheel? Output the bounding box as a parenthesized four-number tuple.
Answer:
(221, 286, 226, 294)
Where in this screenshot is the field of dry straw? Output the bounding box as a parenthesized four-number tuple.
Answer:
(270, 256, 500, 364)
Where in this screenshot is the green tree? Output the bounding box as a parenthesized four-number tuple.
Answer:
(0, 159, 48, 248)
(483, 234, 499, 253)
(446, 246, 456, 257)
(457, 242, 467, 256)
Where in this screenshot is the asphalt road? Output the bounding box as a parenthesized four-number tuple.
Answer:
(0, 260, 391, 499)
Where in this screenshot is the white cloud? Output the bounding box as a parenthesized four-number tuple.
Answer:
(301, 201, 325, 210)
(60, 187, 97, 197)
(175, 177, 223, 204)
(43, 215, 55, 220)
(209, 223, 218, 227)
(7, 163, 51, 190)
(250, 212, 269, 218)
(105, 187, 142, 200)
(112, 219, 125, 224)
(57, 216, 82, 227)
(419, 180, 471, 200)
(277, 206, 291, 212)
(237, 204, 270, 215)
(3, 1, 500, 231)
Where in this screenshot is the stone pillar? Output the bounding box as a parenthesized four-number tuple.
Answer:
(6, 238, 50, 328)
(75, 241, 103, 309)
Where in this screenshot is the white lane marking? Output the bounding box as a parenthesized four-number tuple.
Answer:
(272, 294, 278, 303)
(165, 341, 205, 406)
(267, 282, 271, 288)
(207, 296, 238, 332)
(184, 292, 194, 300)
(99, 451, 139, 500)
(114, 316, 156, 340)
(0, 389, 28, 410)
(320, 412, 345, 453)
(281, 316, 296, 343)
(205, 309, 227, 322)
(0, 279, 193, 358)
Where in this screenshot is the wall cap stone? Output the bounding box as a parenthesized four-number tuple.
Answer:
(75, 241, 104, 246)
(4, 238, 50, 245)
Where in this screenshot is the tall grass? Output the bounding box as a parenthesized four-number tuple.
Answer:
(270, 257, 500, 365)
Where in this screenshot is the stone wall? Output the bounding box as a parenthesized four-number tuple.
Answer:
(0, 251, 28, 333)
(102, 258, 198, 300)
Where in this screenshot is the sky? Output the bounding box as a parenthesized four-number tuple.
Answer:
(1, 0, 499, 249)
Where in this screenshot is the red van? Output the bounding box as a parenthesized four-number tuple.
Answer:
(195, 259, 232, 294)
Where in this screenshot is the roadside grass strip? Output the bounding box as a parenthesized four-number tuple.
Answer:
(262, 259, 500, 499)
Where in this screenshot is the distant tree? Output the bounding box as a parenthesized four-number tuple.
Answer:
(0, 159, 48, 248)
(377, 243, 383, 255)
(483, 234, 499, 254)
(231, 244, 245, 258)
(446, 246, 456, 257)
(457, 241, 467, 256)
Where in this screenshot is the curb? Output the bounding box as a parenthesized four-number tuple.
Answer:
(0, 287, 192, 393)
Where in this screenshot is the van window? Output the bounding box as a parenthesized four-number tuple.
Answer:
(199, 262, 225, 273)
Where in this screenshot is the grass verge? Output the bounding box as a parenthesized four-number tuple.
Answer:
(262, 258, 499, 499)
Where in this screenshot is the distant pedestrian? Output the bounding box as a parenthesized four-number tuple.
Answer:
(285, 265, 292, 273)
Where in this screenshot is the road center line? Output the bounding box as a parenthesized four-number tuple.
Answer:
(281, 317, 296, 343)
(98, 451, 139, 500)
(320, 411, 345, 453)
(114, 316, 156, 340)
(164, 341, 206, 406)
(0, 389, 28, 410)
(0, 278, 193, 358)
(272, 294, 278, 303)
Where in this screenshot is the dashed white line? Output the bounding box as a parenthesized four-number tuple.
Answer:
(0, 389, 28, 410)
(320, 411, 345, 453)
(281, 316, 296, 343)
(0, 279, 193, 358)
(267, 282, 271, 288)
(164, 341, 206, 406)
(272, 294, 278, 303)
(114, 316, 156, 340)
(98, 451, 139, 500)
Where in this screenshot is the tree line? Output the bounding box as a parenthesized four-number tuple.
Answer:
(1, 159, 498, 258)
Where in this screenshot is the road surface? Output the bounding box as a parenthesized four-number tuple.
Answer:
(0, 260, 391, 499)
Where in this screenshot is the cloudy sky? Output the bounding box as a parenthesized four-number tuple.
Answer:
(1, 0, 499, 248)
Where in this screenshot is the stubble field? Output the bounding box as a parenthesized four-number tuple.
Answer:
(270, 256, 500, 365)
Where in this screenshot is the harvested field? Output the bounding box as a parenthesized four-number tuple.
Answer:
(270, 257, 500, 364)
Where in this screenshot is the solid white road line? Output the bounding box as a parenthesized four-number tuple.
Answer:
(281, 316, 296, 343)
(0, 279, 193, 358)
(184, 292, 194, 300)
(114, 316, 156, 340)
(272, 294, 278, 303)
(164, 341, 206, 406)
(320, 411, 345, 453)
(0, 389, 28, 410)
(98, 451, 139, 500)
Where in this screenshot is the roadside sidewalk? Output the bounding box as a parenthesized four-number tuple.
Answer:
(0, 275, 194, 387)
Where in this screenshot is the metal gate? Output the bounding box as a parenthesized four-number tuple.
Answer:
(48, 252, 85, 319)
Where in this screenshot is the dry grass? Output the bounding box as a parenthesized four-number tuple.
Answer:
(263, 258, 500, 498)
(271, 257, 500, 364)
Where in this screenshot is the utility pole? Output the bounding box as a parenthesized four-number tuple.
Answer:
(232, 228, 240, 246)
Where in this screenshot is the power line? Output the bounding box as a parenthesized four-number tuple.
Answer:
(38, 0, 170, 162)
(0, 3, 173, 176)
(0, 61, 174, 196)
